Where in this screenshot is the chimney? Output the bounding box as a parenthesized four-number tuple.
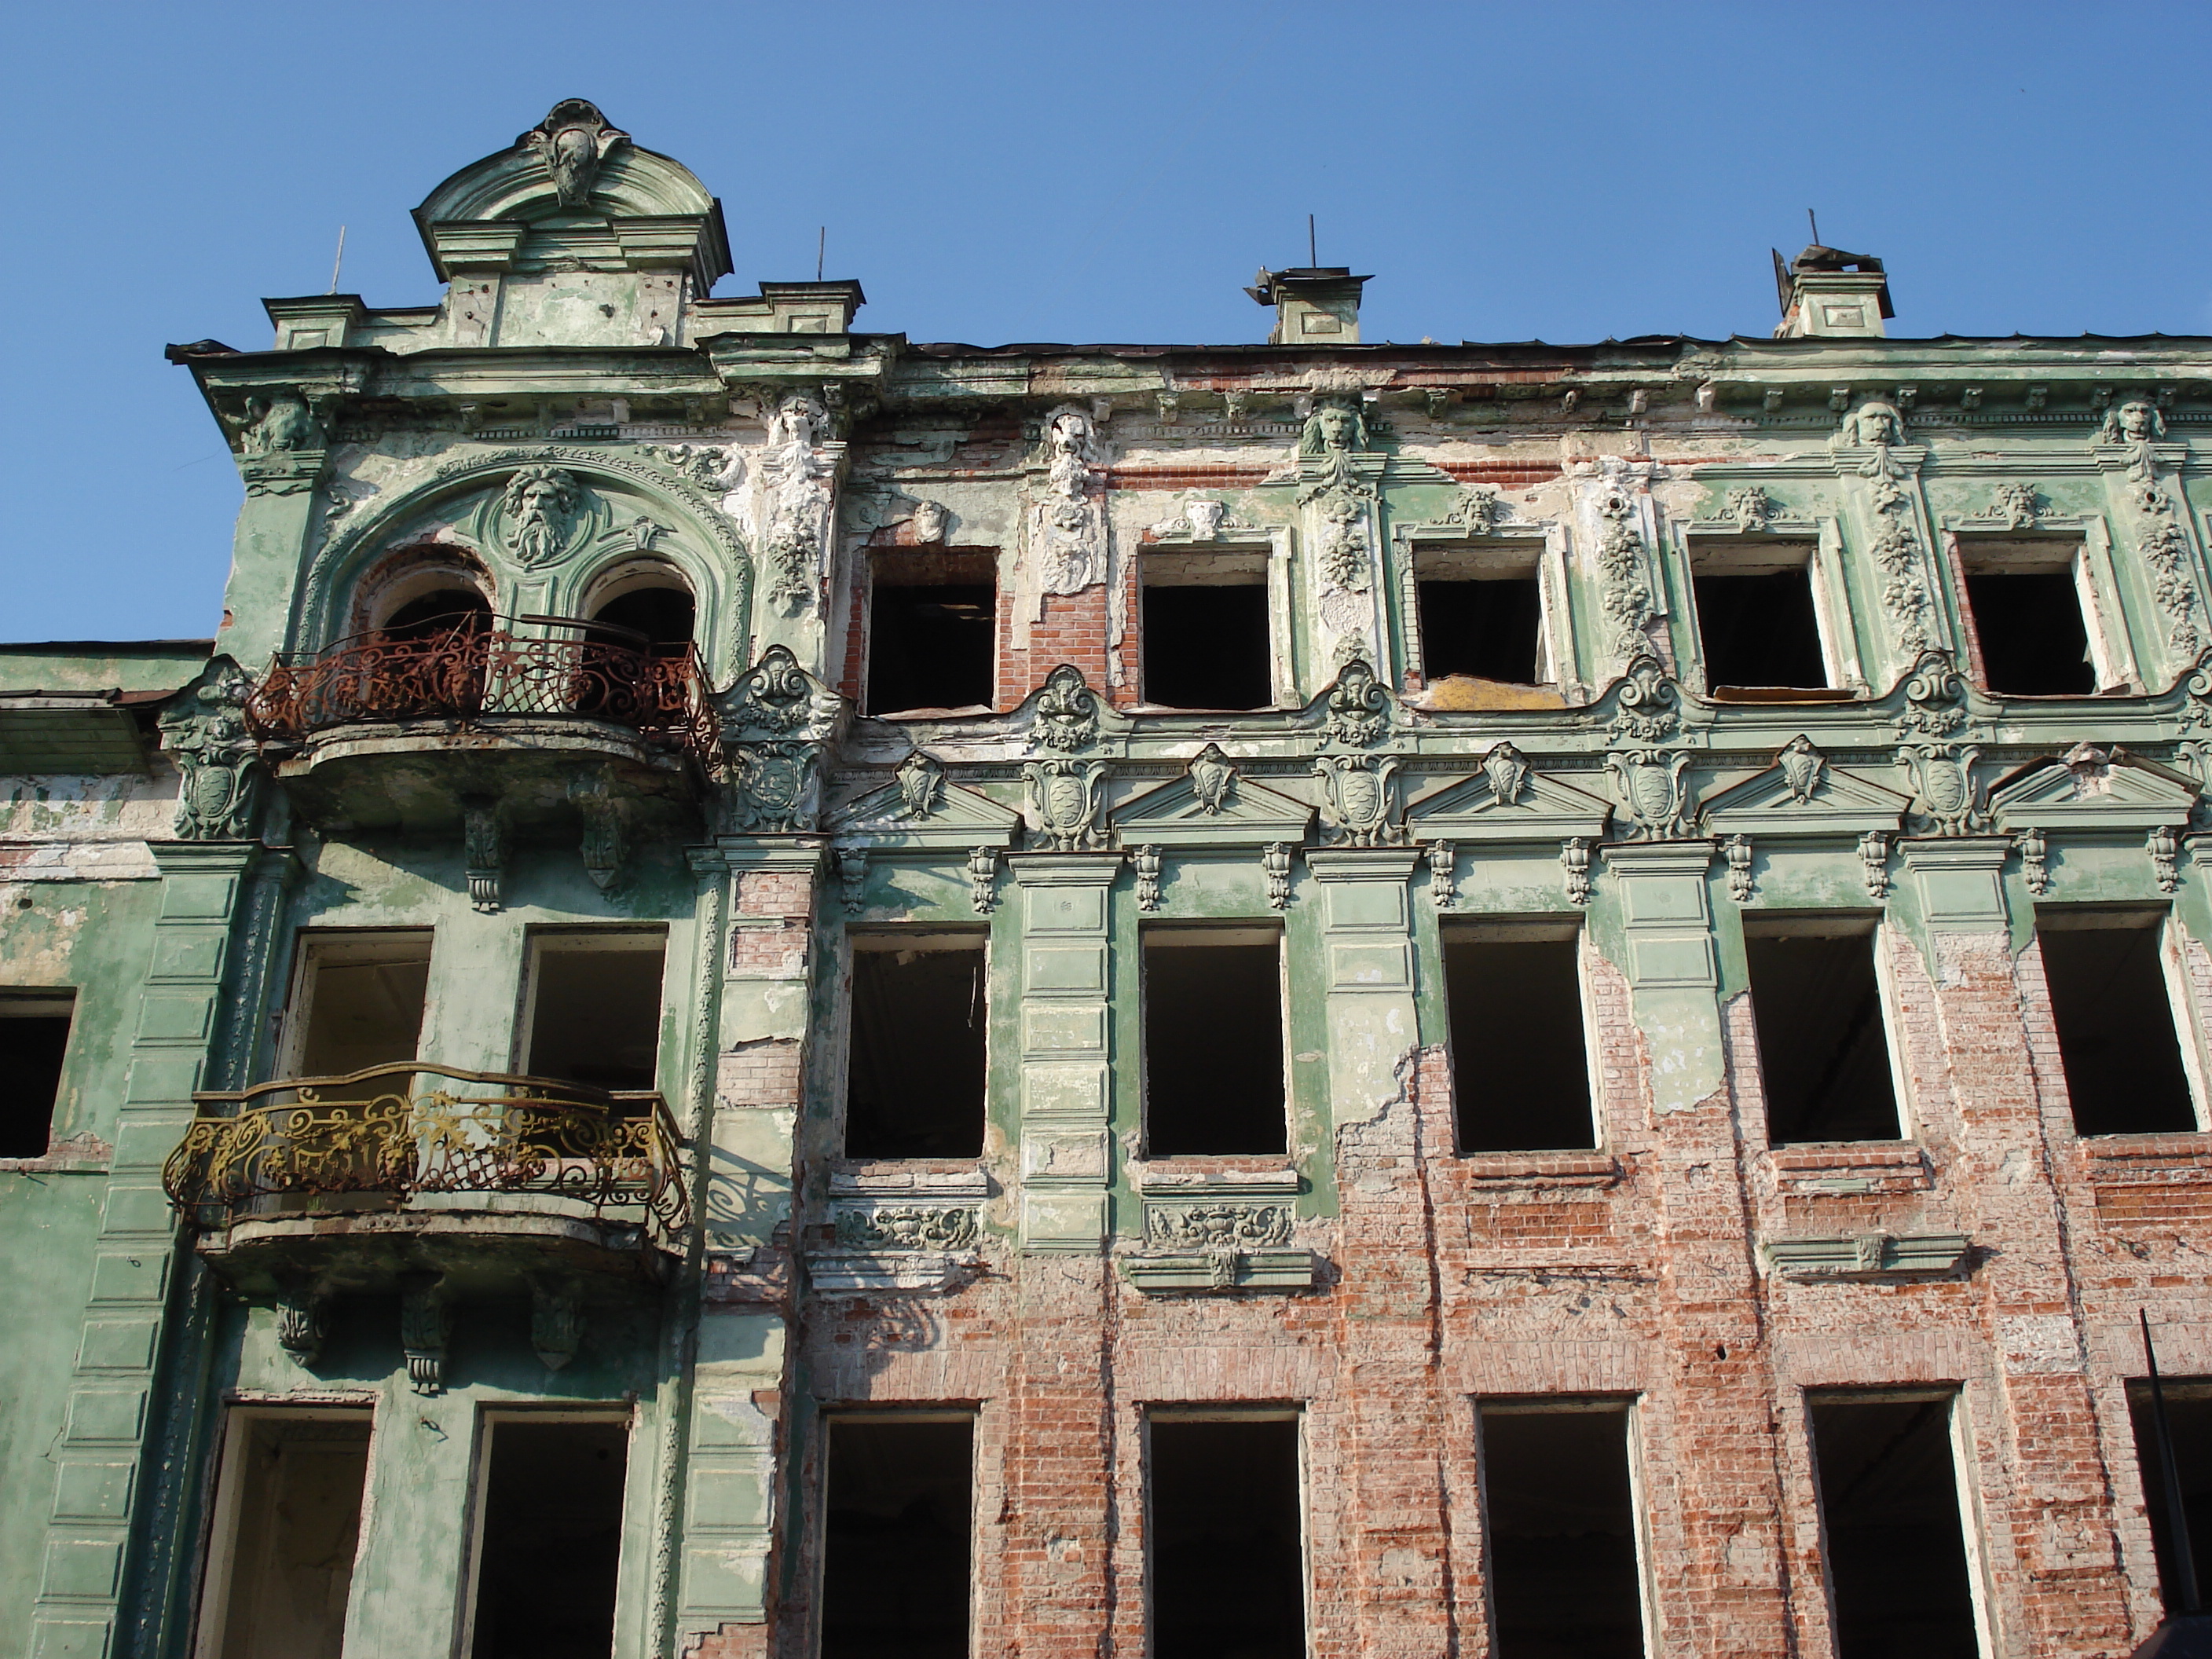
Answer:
(1772, 244, 1892, 339)
(1247, 267, 1371, 345)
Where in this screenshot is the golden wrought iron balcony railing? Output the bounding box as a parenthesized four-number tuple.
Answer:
(244, 624, 718, 769)
(163, 1062, 689, 1240)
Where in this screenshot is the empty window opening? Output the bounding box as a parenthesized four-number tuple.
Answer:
(821, 1415, 973, 1659)
(379, 587, 492, 643)
(286, 933, 432, 1090)
(522, 931, 668, 1094)
(466, 1416, 630, 1659)
(1149, 1415, 1305, 1659)
(1478, 1401, 1646, 1659)
(1690, 543, 1827, 691)
(1809, 1395, 1983, 1659)
(195, 1409, 372, 1659)
(1142, 551, 1271, 710)
(2038, 909, 2199, 1135)
(846, 933, 987, 1159)
(0, 991, 74, 1157)
(2128, 1380, 2212, 1613)
(1959, 540, 2095, 696)
(1416, 547, 1544, 684)
(1744, 919, 1902, 1144)
(866, 551, 995, 715)
(588, 583, 694, 648)
(1445, 925, 1594, 1152)
(1144, 928, 1285, 1157)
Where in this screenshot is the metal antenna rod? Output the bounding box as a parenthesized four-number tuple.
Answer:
(1807, 208, 1820, 247)
(817, 227, 826, 283)
(328, 225, 347, 295)
(1308, 214, 1317, 267)
(2144, 1308, 2203, 1614)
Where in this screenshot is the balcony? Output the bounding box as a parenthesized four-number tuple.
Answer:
(244, 624, 718, 837)
(164, 1062, 690, 1303)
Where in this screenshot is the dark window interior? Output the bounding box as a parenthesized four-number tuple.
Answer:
(294, 941, 430, 1082)
(846, 940, 987, 1159)
(1419, 575, 1543, 683)
(868, 555, 995, 715)
(1150, 1417, 1304, 1659)
(206, 1412, 372, 1659)
(383, 588, 491, 642)
(525, 936, 667, 1093)
(2129, 1382, 2212, 1613)
(1145, 934, 1285, 1157)
(469, 1419, 628, 1659)
(822, 1418, 973, 1659)
(1963, 555, 2094, 696)
(589, 585, 694, 647)
(0, 994, 74, 1158)
(1144, 581, 1270, 710)
(1478, 1404, 1645, 1658)
(1445, 932, 1593, 1152)
(2040, 913, 2198, 1135)
(1809, 1397, 1980, 1659)
(1693, 560, 1827, 690)
(1744, 925, 1901, 1144)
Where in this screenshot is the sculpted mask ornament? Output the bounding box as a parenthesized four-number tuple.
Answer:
(522, 99, 628, 208)
(1024, 759, 1110, 851)
(501, 465, 582, 569)
(240, 394, 322, 456)
(1607, 650, 1680, 744)
(1300, 397, 1370, 457)
(1843, 398, 1906, 449)
(910, 500, 949, 544)
(760, 396, 837, 613)
(1990, 482, 2040, 529)
(1183, 499, 1227, 539)
(1323, 658, 1390, 748)
(1723, 486, 1772, 531)
(160, 669, 262, 840)
(1031, 664, 1101, 753)
(2100, 398, 2166, 447)
(1188, 743, 1236, 814)
(1028, 408, 1108, 596)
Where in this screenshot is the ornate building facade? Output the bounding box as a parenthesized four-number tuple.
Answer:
(6, 102, 2212, 1658)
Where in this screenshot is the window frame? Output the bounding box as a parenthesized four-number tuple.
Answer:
(276, 928, 436, 1080)
(1682, 535, 1843, 695)
(1137, 921, 1290, 1161)
(1143, 1405, 1310, 1659)
(1439, 917, 1602, 1155)
(842, 925, 993, 1162)
(511, 925, 671, 1088)
(1739, 911, 1915, 1147)
(812, 1407, 982, 1659)
(1399, 525, 1571, 694)
(862, 545, 1002, 717)
(1137, 543, 1291, 711)
(1948, 526, 2132, 696)
(0, 987, 77, 1161)
(2035, 904, 2210, 1137)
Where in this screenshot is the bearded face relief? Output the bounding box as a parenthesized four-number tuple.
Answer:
(501, 465, 582, 568)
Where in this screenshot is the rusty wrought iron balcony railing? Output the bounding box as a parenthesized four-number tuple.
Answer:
(243, 624, 719, 769)
(163, 1062, 690, 1241)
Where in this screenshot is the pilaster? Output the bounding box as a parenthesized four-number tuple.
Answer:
(1602, 840, 1723, 1115)
(1302, 849, 1421, 1130)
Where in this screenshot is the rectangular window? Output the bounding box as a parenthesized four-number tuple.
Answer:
(463, 1415, 630, 1659)
(1148, 1413, 1305, 1659)
(2038, 908, 2200, 1135)
(1142, 549, 1272, 710)
(1689, 540, 1828, 692)
(1444, 923, 1595, 1152)
(866, 551, 996, 716)
(1478, 1401, 1646, 1658)
(1957, 537, 2096, 696)
(195, 1408, 372, 1659)
(846, 932, 987, 1159)
(520, 929, 668, 1093)
(1808, 1393, 1984, 1659)
(1743, 917, 1903, 1144)
(1144, 927, 1285, 1157)
(0, 990, 74, 1157)
(284, 932, 432, 1086)
(821, 1415, 973, 1659)
(2128, 1379, 2212, 1613)
(1415, 545, 1544, 684)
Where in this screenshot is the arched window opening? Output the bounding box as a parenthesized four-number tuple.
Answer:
(381, 588, 493, 643)
(589, 585, 695, 650)
(572, 565, 699, 725)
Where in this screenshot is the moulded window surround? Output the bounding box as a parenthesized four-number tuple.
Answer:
(517, 928, 668, 1094)
(193, 1407, 374, 1659)
(1686, 539, 1834, 694)
(584, 565, 696, 648)
(459, 1411, 632, 1659)
(865, 549, 997, 716)
(2037, 906, 2207, 1137)
(1955, 535, 2106, 697)
(1408, 540, 1561, 689)
(1142, 925, 1287, 1158)
(352, 546, 497, 642)
(844, 930, 990, 1159)
(280, 931, 434, 1085)
(2128, 1378, 2212, 1613)
(1442, 920, 1598, 1153)
(1807, 1390, 1992, 1659)
(1141, 548, 1274, 711)
(1741, 915, 1909, 1145)
(1147, 1409, 1307, 1659)
(819, 1412, 976, 1659)
(1477, 1398, 1652, 1659)
(0, 989, 75, 1159)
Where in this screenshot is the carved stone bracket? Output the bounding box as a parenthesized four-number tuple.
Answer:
(275, 1284, 328, 1368)
(569, 772, 630, 891)
(1263, 843, 1295, 910)
(1760, 1232, 1971, 1281)
(462, 797, 507, 912)
(399, 1273, 452, 1394)
(529, 1280, 585, 1372)
(1124, 1192, 1313, 1295)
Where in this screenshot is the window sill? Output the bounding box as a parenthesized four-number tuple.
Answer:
(1766, 1142, 1930, 1195)
(0, 1133, 112, 1175)
(2074, 1133, 2212, 1181)
(1456, 1151, 1621, 1187)
(827, 1160, 991, 1199)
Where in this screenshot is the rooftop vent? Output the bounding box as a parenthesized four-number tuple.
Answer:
(1772, 244, 1893, 339)
(1247, 267, 1370, 346)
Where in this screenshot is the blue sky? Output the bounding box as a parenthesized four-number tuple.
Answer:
(8, 0, 2211, 643)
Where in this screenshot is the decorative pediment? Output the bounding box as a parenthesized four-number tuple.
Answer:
(825, 762, 1021, 852)
(1111, 756, 1313, 850)
(1987, 745, 2199, 833)
(1406, 751, 1612, 844)
(1701, 738, 1912, 839)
